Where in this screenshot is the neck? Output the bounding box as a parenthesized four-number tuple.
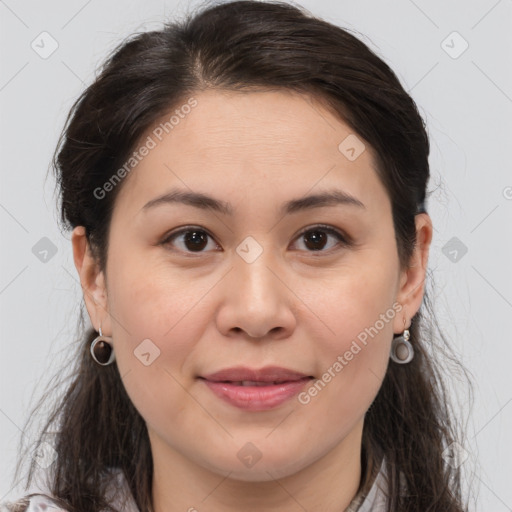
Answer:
(150, 418, 366, 512)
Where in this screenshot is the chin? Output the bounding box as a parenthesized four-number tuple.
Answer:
(218, 463, 304, 483)
(201, 449, 311, 482)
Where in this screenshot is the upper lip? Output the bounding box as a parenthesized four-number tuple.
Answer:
(200, 366, 313, 383)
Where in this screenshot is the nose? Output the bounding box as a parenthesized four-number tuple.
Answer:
(215, 247, 297, 340)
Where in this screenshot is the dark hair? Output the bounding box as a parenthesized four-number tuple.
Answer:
(10, 1, 474, 511)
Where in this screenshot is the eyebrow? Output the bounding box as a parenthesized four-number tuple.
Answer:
(141, 188, 366, 216)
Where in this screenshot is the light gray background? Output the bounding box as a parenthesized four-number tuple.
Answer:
(1, 0, 511, 510)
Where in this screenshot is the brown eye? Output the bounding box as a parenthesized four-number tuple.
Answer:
(161, 228, 218, 253)
(303, 230, 328, 251)
(160, 224, 350, 255)
(293, 226, 350, 253)
(182, 230, 209, 251)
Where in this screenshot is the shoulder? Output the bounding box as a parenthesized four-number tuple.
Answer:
(1, 493, 69, 512)
(1, 466, 138, 512)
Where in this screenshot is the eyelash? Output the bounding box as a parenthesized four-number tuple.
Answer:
(159, 224, 352, 256)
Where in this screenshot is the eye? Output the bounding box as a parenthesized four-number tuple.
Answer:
(160, 224, 351, 255)
(160, 227, 219, 254)
(291, 225, 351, 253)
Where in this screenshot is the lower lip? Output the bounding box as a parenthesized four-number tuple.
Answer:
(201, 377, 313, 411)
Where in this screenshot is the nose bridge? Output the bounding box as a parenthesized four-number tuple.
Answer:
(216, 234, 296, 339)
(233, 234, 281, 307)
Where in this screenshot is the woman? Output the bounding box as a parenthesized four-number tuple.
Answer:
(2, 1, 472, 511)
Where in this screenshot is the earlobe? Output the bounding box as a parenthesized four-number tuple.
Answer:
(394, 213, 433, 333)
(71, 226, 109, 330)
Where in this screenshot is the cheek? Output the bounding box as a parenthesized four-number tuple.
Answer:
(105, 257, 213, 413)
(309, 263, 397, 397)
(319, 264, 396, 338)
(107, 251, 211, 349)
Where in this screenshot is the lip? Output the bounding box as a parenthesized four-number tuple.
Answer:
(201, 365, 312, 383)
(199, 366, 314, 411)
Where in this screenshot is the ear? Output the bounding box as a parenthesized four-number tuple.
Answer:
(71, 226, 111, 335)
(393, 213, 433, 333)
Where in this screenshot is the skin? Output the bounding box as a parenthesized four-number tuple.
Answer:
(72, 89, 432, 512)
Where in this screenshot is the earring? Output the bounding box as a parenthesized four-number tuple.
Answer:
(390, 327, 414, 364)
(90, 323, 115, 366)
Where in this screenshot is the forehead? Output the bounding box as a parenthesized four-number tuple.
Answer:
(112, 89, 389, 219)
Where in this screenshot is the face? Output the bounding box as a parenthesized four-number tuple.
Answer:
(73, 89, 431, 483)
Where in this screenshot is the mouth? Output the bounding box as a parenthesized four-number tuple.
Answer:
(198, 377, 314, 386)
(200, 365, 315, 384)
(197, 374, 315, 411)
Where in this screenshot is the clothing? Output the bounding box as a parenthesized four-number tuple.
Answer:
(346, 455, 389, 512)
(1, 458, 390, 512)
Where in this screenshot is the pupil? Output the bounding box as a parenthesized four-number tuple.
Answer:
(185, 231, 207, 251)
(305, 230, 326, 250)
